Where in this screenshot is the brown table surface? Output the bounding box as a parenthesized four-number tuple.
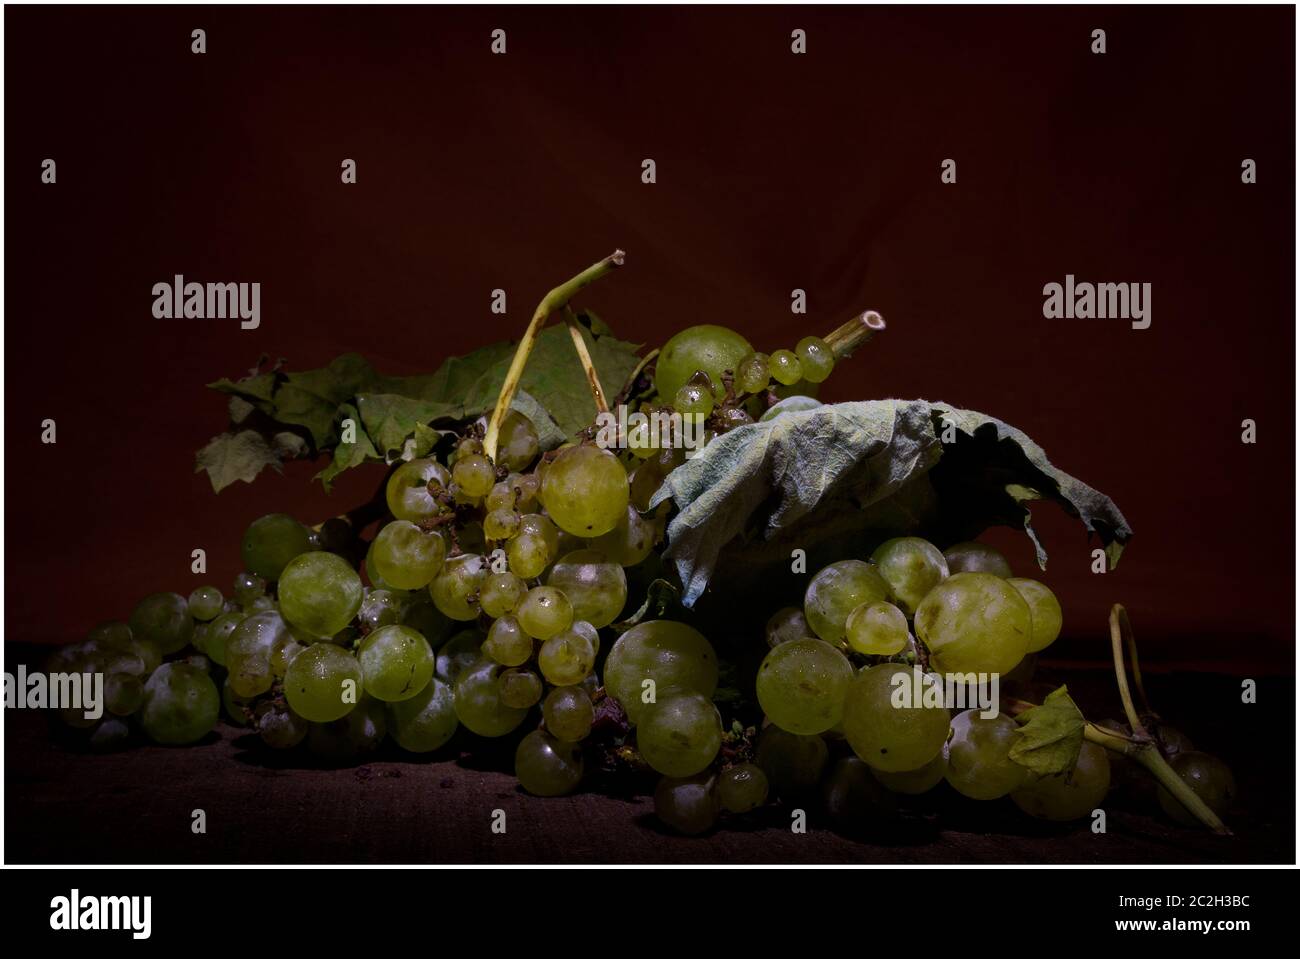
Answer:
(4, 654, 1292, 865)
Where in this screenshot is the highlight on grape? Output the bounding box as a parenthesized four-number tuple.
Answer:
(40, 254, 1234, 843)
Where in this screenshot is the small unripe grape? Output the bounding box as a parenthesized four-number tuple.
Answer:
(480, 571, 526, 618)
(187, 586, 224, 622)
(794, 336, 834, 383)
(517, 586, 574, 640)
(498, 410, 541, 472)
(428, 553, 487, 621)
(482, 615, 532, 667)
(674, 383, 715, 420)
(846, 601, 909, 655)
(386, 458, 452, 523)
(506, 531, 551, 579)
(735, 352, 771, 394)
(543, 686, 595, 742)
(768, 349, 803, 386)
(538, 628, 595, 685)
(498, 667, 544, 709)
(453, 452, 497, 498)
(484, 508, 521, 541)
(485, 481, 517, 512)
(717, 762, 769, 813)
(716, 407, 754, 432)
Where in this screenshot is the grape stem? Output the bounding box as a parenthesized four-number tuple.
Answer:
(483, 250, 626, 461)
(562, 305, 609, 415)
(824, 310, 886, 360)
(614, 348, 659, 406)
(1083, 723, 1233, 836)
(1109, 605, 1149, 738)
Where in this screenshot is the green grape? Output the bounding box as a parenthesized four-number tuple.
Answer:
(716, 406, 754, 431)
(520, 512, 559, 553)
(942, 541, 1013, 578)
(452, 452, 497, 499)
(240, 513, 312, 580)
(222, 677, 251, 726)
(654, 324, 753, 400)
(480, 571, 526, 618)
(198, 613, 239, 668)
(428, 553, 487, 621)
(654, 772, 719, 835)
(187, 586, 224, 622)
(755, 724, 828, 797)
(270, 636, 305, 678)
(768, 349, 803, 386)
(914, 572, 1032, 675)
(105, 673, 144, 716)
(370, 521, 446, 590)
(139, 662, 219, 745)
(128, 592, 194, 655)
(804, 560, 892, 644)
(537, 628, 596, 686)
(183, 653, 212, 673)
(498, 409, 541, 472)
(486, 481, 517, 512)
(628, 454, 672, 512)
(545, 550, 627, 628)
(604, 620, 719, 724)
(307, 695, 387, 764)
(673, 382, 715, 421)
(484, 508, 521, 541)
(436, 629, 486, 684)
(755, 639, 853, 735)
(543, 686, 594, 742)
(871, 754, 947, 794)
(498, 667, 544, 708)
(590, 505, 656, 567)
(637, 690, 722, 777)
(516, 585, 574, 640)
(569, 619, 601, 658)
(255, 700, 309, 749)
(232, 571, 266, 606)
(104, 650, 147, 678)
(89, 718, 131, 751)
(387, 677, 458, 752)
(453, 659, 529, 737)
(944, 709, 1029, 799)
(1011, 741, 1110, 821)
(1007, 578, 1063, 653)
(1153, 720, 1195, 759)
(794, 336, 834, 383)
(456, 437, 485, 456)
(515, 729, 585, 797)
(735, 351, 772, 394)
(823, 757, 901, 831)
(284, 642, 363, 723)
(765, 607, 812, 647)
(357, 624, 434, 702)
(843, 664, 952, 772)
(717, 763, 769, 813)
(225, 610, 287, 698)
(401, 597, 453, 648)
(1157, 752, 1236, 825)
(540, 445, 630, 538)
(386, 457, 452, 523)
(358, 589, 404, 632)
(279, 552, 364, 639)
(846, 601, 909, 656)
(758, 394, 823, 423)
(510, 472, 541, 512)
(869, 537, 950, 616)
(507, 532, 550, 579)
(86, 621, 134, 650)
(482, 615, 532, 667)
(246, 595, 276, 613)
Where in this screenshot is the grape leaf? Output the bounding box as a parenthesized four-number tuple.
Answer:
(1010, 685, 1086, 776)
(199, 323, 640, 491)
(649, 399, 1132, 607)
(194, 430, 284, 492)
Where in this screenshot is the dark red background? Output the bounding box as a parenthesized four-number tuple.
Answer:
(5, 6, 1294, 665)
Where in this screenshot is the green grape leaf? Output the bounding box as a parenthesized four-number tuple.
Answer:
(1010, 686, 1086, 776)
(315, 403, 381, 491)
(649, 400, 1132, 607)
(194, 429, 284, 492)
(201, 325, 639, 490)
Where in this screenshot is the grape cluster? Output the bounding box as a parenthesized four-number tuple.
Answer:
(44, 322, 1232, 841)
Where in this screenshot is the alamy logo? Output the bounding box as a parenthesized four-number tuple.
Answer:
(50, 890, 151, 939)
(152, 275, 261, 329)
(593, 405, 708, 456)
(1042, 274, 1151, 329)
(890, 667, 1001, 718)
(3, 667, 102, 720)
